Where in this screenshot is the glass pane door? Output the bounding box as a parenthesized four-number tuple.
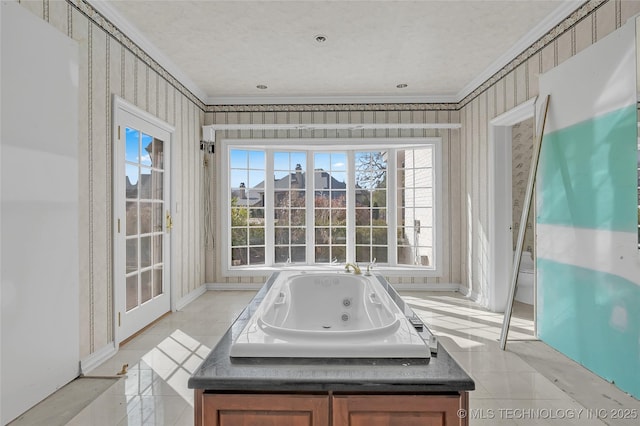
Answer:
(125, 128, 165, 312)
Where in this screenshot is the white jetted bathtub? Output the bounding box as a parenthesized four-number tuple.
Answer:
(230, 271, 430, 358)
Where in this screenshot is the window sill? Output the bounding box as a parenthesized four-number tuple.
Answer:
(223, 264, 441, 278)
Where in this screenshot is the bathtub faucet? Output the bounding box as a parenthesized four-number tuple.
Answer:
(344, 263, 362, 275)
(365, 258, 377, 276)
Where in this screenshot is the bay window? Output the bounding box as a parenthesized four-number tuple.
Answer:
(222, 138, 441, 275)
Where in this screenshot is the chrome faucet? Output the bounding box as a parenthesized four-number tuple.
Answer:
(344, 263, 362, 275)
(365, 258, 377, 276)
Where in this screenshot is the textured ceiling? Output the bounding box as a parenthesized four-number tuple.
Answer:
(94, 0, 582, 104)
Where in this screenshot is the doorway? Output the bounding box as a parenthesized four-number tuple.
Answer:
(113, 96, 174, 344)
(488, 98, 536, 319)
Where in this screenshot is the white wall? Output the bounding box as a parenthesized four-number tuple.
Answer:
(536, 21, 640, 398)
(1, 2, 79, 422)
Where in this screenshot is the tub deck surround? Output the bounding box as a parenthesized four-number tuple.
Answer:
(229, 272, 431, 359)
(188, 272, 474, 393)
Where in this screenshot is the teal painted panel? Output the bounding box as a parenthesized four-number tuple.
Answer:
(537, 258, 640, 398)
(537, 104, 637, 231)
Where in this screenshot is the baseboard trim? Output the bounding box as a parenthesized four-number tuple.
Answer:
(82, 287, 207, 375)
(206, 282, 264, 291)
(392, 282, 462, 292)
(80, 342, 117, 375)
(462, 287, 483, 305)
(205, 282, 464, 292)
(175, 285, 208, 311)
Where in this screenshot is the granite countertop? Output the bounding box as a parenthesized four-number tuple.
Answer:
(188, 273, 475, 393)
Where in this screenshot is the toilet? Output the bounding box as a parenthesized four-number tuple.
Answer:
(515, 251, 535, 305)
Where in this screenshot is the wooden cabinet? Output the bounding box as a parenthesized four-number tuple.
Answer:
(333, 394, 467, 426)
(195, 391, 468, 426)
(197, 392, 329, 426)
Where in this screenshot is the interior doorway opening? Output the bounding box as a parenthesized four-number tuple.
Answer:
(488, 98, 537, 332)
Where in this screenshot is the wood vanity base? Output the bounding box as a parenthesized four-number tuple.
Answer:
(194, 390, 469, 426)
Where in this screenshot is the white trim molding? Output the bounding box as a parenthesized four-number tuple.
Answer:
(112, 95, 175, 345)
(175, 285, 208, 311)
(392, 283, 462, 292)
(491, 98, 538, 126)
(487, 97, 537, 312)
(80, 342, 118, 375)
(207, 282, 265, 291)
(202, 122, 462, 142)
(86, 0, 207, 103)
(207, 94, 459, 106)
(218, 137, 444, 277)
(205, 282, 464, 293)
(456, 1, 585, 102)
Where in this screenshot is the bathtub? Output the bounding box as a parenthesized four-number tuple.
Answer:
(230, 272, 430, 359)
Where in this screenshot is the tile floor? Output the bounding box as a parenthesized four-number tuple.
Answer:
(64, 290, 639, 425)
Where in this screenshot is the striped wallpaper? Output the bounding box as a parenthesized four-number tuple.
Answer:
(511, 118, 535, 253)
(16, 0, 206, 359)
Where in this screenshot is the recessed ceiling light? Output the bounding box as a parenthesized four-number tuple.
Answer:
(396, 83, 408, 89)
(315, 34, 327, 43)
(256, 84, 268, 90)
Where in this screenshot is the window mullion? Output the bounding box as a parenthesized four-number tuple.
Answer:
(346, 150, 356, 264)
(222, 145, 229, 270)
(265, 149, 274, 266)
(388, 148, 398, 266)
(434, 141, 442, 271)
(306, 150, 315, 265)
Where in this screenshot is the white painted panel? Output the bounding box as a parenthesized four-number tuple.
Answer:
(1, 2, 79, 423)
(537, 224, 640, 286)
(539, 21, 636, 133)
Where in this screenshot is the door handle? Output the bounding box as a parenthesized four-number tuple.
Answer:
(166, 210, 173, 231)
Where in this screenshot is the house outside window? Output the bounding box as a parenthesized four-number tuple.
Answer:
(274, 152, 307, 263)
(222, 138, 442, 276)
(314, 152, 348, 263)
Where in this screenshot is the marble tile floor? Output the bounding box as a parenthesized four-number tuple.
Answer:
(403, 292, 640, 425)
(61, 290, 639, 425)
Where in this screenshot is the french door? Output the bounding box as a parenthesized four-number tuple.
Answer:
(113, 96, 173, 344)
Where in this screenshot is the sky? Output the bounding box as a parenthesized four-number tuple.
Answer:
(125, 127, 155, 185)
(229, 149, 376, 189)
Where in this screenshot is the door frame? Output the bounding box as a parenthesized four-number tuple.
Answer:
(487, 97, 536, 313)
(112, 95, 175, 346)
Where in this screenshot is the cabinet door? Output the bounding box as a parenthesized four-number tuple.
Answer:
(332, 394, 465, 426)
(200, 394, 329, 426)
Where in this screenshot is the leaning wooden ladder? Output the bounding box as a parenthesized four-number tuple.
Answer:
(499, 95, 550, 350)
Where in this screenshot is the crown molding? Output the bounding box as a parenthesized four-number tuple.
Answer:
(455, 0, 586, 102)
(206, 123, 462, 130)
(206, 103, 459, 112)
(206, 94, 458, 106)
(85, 0, 208, 103)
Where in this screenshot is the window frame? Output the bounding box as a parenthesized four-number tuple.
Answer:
(219, 138, 443, 277)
